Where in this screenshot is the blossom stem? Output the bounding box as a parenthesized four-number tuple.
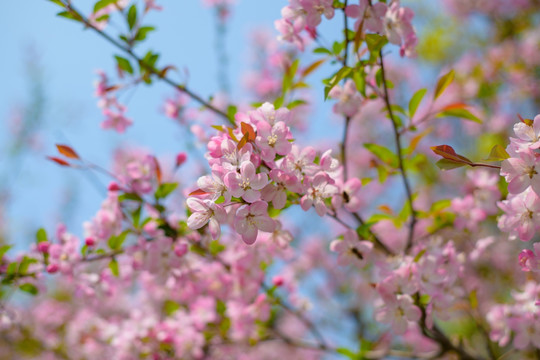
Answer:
(378, 51, 417, 252)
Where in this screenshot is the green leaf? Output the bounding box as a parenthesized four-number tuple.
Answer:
(274, 96, 284, 109)
(95, 14, 110, 22)
(94, 0, 118, 13)
(364, 143, 398, 167)
(375, 68, 383, 88)
(324, 66, 352, 100)
(286, 99, 307, 109)
(131, 206, 142, 228)
(435, 159, 467, 170)
(48, 0, 65, 7)
(376, 164, 389, 183)
(19, 257, 37, 275)
(56, 11, 82, 23)
(414, 249, 426, 262)
(155, 182, 178, 199)
(119, 192, 143, 202)
(36, 228, 47, 243)
(336, 347, 359, 360)
(227, 105, 237, 124)
(438, 108, 482, 123)
(332, 41, 344, 55)
(469, 289, 478, 309)
(356, 222, 377, 239)
(127, 5, 137, 30)
(209, 240, 226, 256)
(109, 259, 120, 277)
(408, 88, 427, 118)
(163, 300, 180, 315)
(108, 231, 129, 250)
(434, 69, 455, 100)
(135, 26, 156, 42)
(430, 199, 451, 212)
(313, 47, 332, 55)
(19, 283, 38, 296)
(365, 34, 388, 53)
(352, 68, 366, 97)
(0, 245, 12, 259)
(115, 55, 134, 74)
(484, 144, 510, 161)
(6, 262, 17, 275)
(282, 59, 300, 95)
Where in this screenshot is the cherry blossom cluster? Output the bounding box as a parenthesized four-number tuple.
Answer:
(275, 0, 334, 51)
(94, 70, 133, 133)
(498, 114, 540, 242)
(186, 102, 365, 245)
(487, 281, 540, 350)
(275, 0, 417, 57)
(345, 0, 417, 57)
(451, 169, 500, 231)
(375, 238, 463, 335)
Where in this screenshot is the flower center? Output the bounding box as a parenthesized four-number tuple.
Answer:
(527, 166, 538, 179)
(314, 5, 325, 14)
(267, 134, 278, 146)
(240, 179, 251, 190)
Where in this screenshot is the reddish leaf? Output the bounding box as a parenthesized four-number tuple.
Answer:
(441, 103, 468, 111)
(237, 132, 250, 151)
(56, 144, 80, 159)
(47, 156, 70, 167)
(104, 85, 120, 93)
(153, 156, 162, 184)
(240, 122, 256, 141)
(159, 65, 177, 78)
(301, 59, 325, 78)
(517, 113, 533, 126)
(188, 189, 208, 196)
(430, 145, 473, 165)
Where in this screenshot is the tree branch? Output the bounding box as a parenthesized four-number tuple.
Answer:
(59, 1, 230, 122)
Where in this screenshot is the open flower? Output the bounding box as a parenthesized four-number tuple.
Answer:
(330, 230, 373, 267)
(186, 198, 226, 240)
(224, 162, 268, 203)
(234, 201, 276, 244)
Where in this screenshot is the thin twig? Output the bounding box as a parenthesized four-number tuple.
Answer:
(378, 51, 417, 252)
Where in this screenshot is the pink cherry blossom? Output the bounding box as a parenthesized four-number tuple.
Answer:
(345, 0, 386, 33)
(513, 115, 540, 151)
(375, 294, 421, 335)
(261, 169, 302, 209)
(498, 188, 540, 241)
(234, 201, 276, 244)
(255, 121, 292, 162)
(300, 172, 338, 216)
(186, 197, 227, 240)
(330, 230, 373, 267)
(501, 150, 540, 195)
(101, 108, 133, 133)
(224, 162, 268, 203)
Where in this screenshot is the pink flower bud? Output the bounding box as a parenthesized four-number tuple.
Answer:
(108, 181, 121, 192)
(176, 152, 187, 167)
(85, 237, 96, 247)
(174, 242, 188, 257)
(37, 242, 50, 253)
(272, 275, 284, 287)
(46, 264, 59, 274)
